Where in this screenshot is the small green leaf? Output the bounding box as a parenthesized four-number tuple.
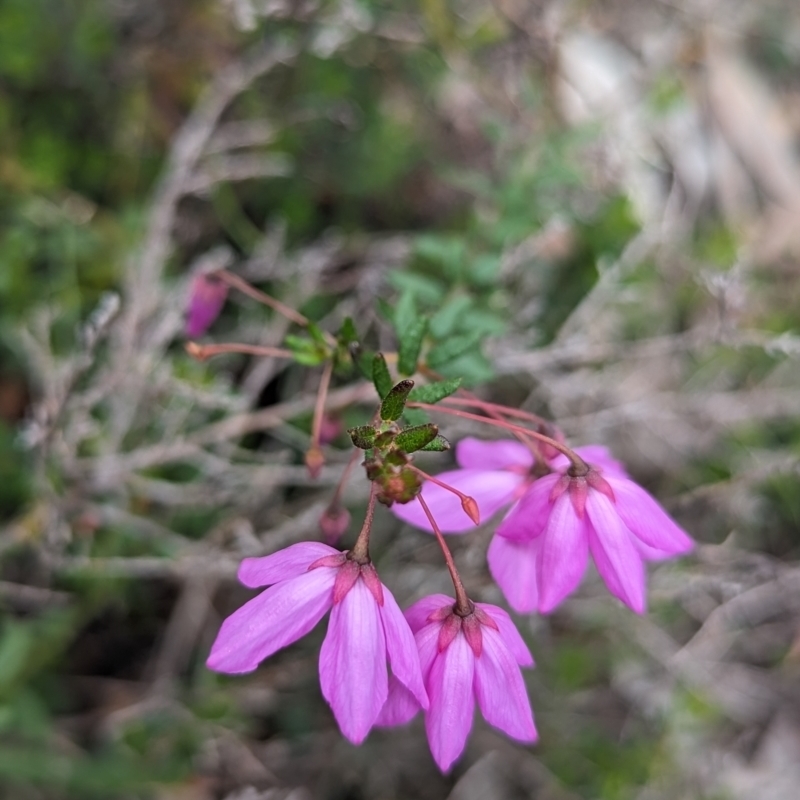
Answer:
(394, 423, 439, 453)
(307, 321, 327, 345)
(348, 425, 377, 449)
(398, 317, 428, 376)
(357, 348, 376, 380)
(338, 317, 358, 346)
(285, 334, 327, 366)
(380, 379, 414, 421)
(372, 353, 393, 399)
(425, 331, 484, 369)
(420, 434, 451, 452)
(408, 377, 462, 405)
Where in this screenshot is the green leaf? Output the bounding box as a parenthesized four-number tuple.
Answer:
(420, 434, 451, 452)
(394, 423, 439, 453)
(307, 321, 328, 346)
(380, 379, 414, 421)
(429, 295, 473, 339)
(425, 330, 484, 369)
(393, 290, 418, 336)
(408, 377, 462, 405)
(387, 270, 446, 304)
(398, 317, 428, 376)
(285, 334, 327, 366)
(372, 353, 393, 399)
(338, 317, 358, 346)
(348, 425, 377, 449)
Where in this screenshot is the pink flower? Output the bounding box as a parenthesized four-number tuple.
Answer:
(206, 542, 428, 744)
(186, 273, 228, 338)
(391, 436, 626, 533)
(378, 594, 537, 772)
(488, 466, 694, 614)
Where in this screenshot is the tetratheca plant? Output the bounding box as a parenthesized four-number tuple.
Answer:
(186, 269, 694, 772)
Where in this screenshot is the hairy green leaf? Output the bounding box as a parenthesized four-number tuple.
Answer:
(408, 377, 462, 405)
(420, 434, 451, 452)
(348, 425, 377, 449)
(372, 353, 393, 399)
(394, 423, 439, 453)
(398, 317, 428, 376)
(380, 379, 414, 421)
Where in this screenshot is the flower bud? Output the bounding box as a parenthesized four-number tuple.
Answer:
(186, 273, 228, 338)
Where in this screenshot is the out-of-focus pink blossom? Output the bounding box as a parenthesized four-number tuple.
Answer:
(378, 594, 537, 772)
(390, 437, 626, 533)
(319, 504, 351, 545)
(207, 542, 428, 744)
(489, 467, 694, 614)
(186, 273, 228, 338)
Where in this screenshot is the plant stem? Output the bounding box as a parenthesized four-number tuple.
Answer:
(185, 341, 294, 360)
(407, 465, 479, 525)
(417, 494, 472, 616)
(409, 402, 589, 474)
(310, 360, 334, 452)
(350, 482, 378, 563)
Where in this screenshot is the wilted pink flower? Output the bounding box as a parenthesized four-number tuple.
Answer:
(378, 595, 537, 772)
(488, 466, 694, 614)
(186, 273, 228, 338)
(319, 504, 351, 545)
(207, 542, 428, 744)
(391, 437, 626, 533)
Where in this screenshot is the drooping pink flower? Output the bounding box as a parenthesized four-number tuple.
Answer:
(207, 542, 428, 744)
(488, 466, 694, 614)
(377, 594, 537, 772)
(186, 272, 228, 338)
(390, 436, 626, 533)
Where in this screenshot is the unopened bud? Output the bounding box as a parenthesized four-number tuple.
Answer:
(305, 446, 325, 479)
(319, 414, 342, 446)
(186, 273, 228, 338)
(461, 495, 480, 526)
(320, 505, 350, 545)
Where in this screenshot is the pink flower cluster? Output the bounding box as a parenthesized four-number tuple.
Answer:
(207, 438, 693, 773)
(392, 438, 694, 614)
(207, 542, 536, 771)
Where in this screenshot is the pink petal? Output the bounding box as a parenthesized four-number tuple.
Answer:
(425, 635, 475, 773)
(487, 535, 540, 614)
(380, 587, 429, 709)
(537, 493, 589, 613)
(634, 539, 678, 561)
(404, 594, 454, 634)
(375, 676, 421, 726)
(376, 624, 439, 727)
(495, 474, 560, 541)
(475, 603, 534, 667)
(549, 445, 629, 478)
(606, 477, 694, 554)
(206, 568, 336, 673)
(585, 491, 647, 614)
(473, 628, 537, 743)
(319, 579, 388, 744)
(455, 437, 534, 471)
(237, 542, 340, 588)
(391, 469, 524, 533)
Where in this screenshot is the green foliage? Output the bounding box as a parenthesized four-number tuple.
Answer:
(407, 377, 462, 404)
(372, 353, 394, 399)
(380, 379, 414, 422)
(397, 317, 428, 376)
(393, 423, 439, 453)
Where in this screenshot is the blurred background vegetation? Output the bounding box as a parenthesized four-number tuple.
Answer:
(3, 0, 800, 798)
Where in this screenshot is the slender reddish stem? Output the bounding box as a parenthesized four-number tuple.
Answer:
(417, 494, 471, 616)
(185, 341, 294, 361)
(351, 482, 378, 563)
(329, 446, 362, 509)
(439, 395, 552, 428)
(409, 401, 588, 474)
(408, 465, 479, 525)
(216, 269, 335, 344)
